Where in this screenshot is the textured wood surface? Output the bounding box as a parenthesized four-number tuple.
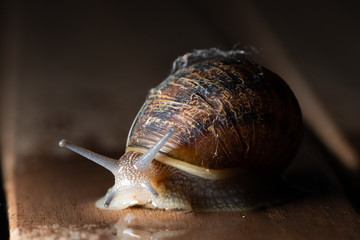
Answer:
(1, 0, 360, 239)
(4, 131, 360, 240)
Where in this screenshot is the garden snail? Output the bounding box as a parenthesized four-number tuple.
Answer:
(59, 48, 302, 212)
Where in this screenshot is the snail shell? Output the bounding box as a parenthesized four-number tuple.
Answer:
(59, 48, 302, 212)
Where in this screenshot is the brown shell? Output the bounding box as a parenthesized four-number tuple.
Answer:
(127, 49, 302, 174)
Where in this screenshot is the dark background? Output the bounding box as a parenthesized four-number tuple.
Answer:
(2, 0, 360, 133)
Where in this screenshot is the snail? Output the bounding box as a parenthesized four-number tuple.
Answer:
(59, 48, 302, 212)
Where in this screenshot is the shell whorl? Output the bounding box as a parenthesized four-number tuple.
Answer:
(127, 49, 302, 174)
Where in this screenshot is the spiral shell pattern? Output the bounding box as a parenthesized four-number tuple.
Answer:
(127, 49, 302, 174)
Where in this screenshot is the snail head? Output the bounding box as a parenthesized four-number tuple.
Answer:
(59, 127, 176, 209)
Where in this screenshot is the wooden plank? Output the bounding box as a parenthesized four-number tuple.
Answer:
(3, 133, 360, 240)
(1, 0, 360, 239)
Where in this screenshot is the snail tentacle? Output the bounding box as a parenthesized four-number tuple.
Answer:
(58, 139, 119, 175)
(133, 127, 176, 171)
(141, 182, 159, 197)
(104, 185, 120, 208)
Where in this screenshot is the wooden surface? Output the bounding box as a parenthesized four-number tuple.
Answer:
(1, 0, 360, 239)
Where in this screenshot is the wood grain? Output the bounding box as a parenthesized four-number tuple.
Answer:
(3, 133, 360, 240)
(1, 0, 360, 239)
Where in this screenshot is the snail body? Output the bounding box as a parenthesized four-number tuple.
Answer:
(59, 48, 302, 212)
